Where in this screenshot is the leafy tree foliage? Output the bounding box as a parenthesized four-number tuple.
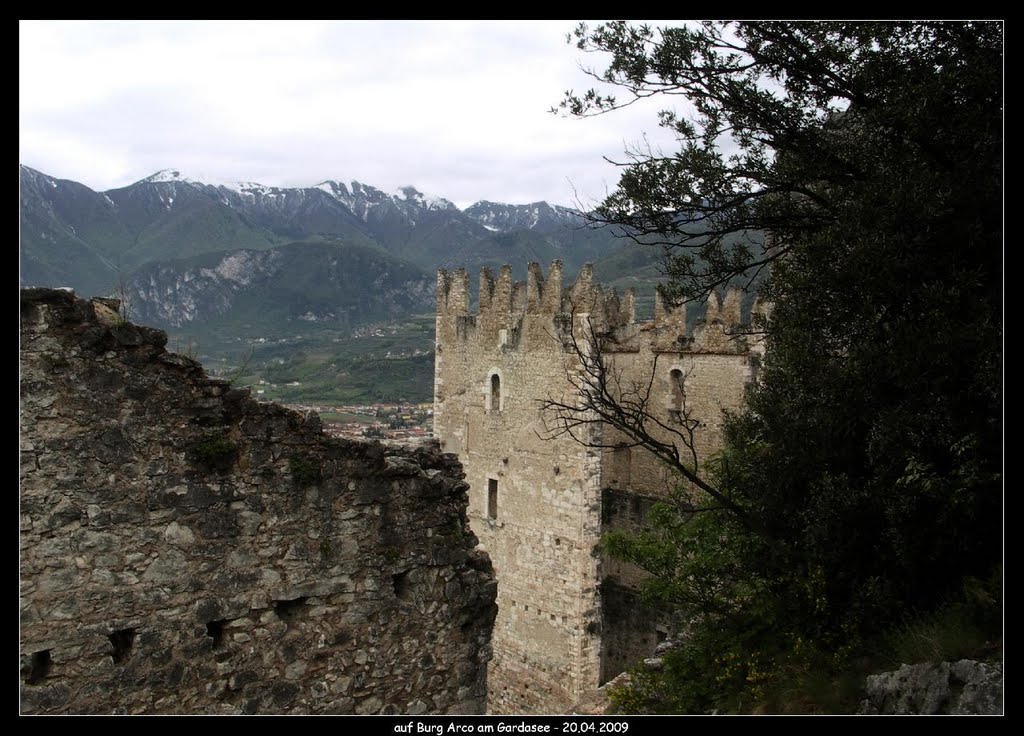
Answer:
(561, 21, 1002, 711)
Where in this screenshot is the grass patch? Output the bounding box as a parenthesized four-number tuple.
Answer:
(289, 454, 323, 488)
(878, 570, 1003, 669)
(189, 436, 238, 471)
(382, 546, 401, 565)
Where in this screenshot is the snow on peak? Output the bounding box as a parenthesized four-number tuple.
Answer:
(142, 169, 240, 189)
(143, 169, 203, 185)
(315, 179, 353, 196)
(133, 171, 575, 219)
(395, 185, 455, 211)
(218, 180, 278, 197)
(314, 180, 359, 209)
(141, 169, 275, 195)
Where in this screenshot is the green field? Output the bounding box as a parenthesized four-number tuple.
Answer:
(169, 313, 437, 405)
(317, 411, 377, 424)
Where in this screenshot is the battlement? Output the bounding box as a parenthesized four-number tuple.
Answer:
(437, 260, 757, 354)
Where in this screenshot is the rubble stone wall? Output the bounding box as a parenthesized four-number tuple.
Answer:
(20, 287, 497, 715)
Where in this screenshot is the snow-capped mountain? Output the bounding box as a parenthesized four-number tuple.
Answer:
(464, 200, 584, 233)
(20, 165, 623, 300)
(139, 170, 461, 223)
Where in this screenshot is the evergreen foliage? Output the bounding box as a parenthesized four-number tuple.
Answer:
(562, 21, 1002, 712)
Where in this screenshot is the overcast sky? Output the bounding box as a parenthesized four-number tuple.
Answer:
(20, 20, 684, 209)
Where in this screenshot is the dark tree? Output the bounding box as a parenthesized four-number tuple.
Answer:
(559, 21, 1001, 303)
(555, 21, 1002, 710)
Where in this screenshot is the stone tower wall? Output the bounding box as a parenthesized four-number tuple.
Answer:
(435, 264, 604, 713)
(434, 262, 761, 712)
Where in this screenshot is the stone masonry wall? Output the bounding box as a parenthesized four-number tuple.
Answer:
(20, 287, 497, 715)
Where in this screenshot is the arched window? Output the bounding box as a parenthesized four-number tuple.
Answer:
(490, 373, 502, 413)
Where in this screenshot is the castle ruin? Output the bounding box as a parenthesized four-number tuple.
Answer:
(434, 260, 763, 713)
(20, 287, 497, 714)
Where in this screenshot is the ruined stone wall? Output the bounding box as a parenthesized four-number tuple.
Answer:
(20, 287, 497, 715)
(434, 262, 760, 712)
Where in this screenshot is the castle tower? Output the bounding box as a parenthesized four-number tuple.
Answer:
(434, 262, 760, 713)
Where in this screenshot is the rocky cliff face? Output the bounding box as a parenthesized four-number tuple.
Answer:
(126, 242, 434, 329)
(19, 287, 497, 714)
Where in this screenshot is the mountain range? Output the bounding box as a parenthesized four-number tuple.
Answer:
(20, 165, 635, 325)
(20, 164, 671, 403)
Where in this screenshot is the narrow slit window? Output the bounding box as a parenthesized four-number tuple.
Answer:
(669, 369, 684, 409)
(490, 374, 501, 413)
(487, 478, 498, 520)
(612, 446, 632, 489)
(668, 369, 684, 422)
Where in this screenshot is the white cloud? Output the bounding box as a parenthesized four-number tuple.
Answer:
(20, 20, 683, 208)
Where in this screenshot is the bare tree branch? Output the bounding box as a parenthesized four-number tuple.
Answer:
(536, 308, 752, 524)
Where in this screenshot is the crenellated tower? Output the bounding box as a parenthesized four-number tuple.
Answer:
(434, 261, 761, 713)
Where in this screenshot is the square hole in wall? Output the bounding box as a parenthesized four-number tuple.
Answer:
(109, 628, 135, 664)
(22, 650, 51, 685)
